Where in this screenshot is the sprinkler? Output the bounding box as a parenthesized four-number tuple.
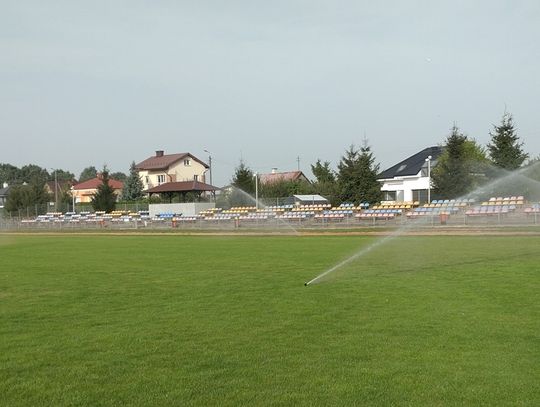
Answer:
(304, 282, 309, 286)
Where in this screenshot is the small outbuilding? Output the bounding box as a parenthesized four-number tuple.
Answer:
(145, 180, 219, 202)
(292, 194, 329, 205)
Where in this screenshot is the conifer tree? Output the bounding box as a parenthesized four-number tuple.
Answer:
(488, 112, 528, 170)
(431, 125, 474, 199)
(231, 160, 255, 194)
(311, 159, 338, 203)
(91, 168, 117, 212)
(230, 160, 255, 206)
(122, 162, 144, 201)
(337, 142, 382, 204)
(311, 160, 336, 183)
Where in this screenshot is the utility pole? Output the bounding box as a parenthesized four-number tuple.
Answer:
(54, 169, 58, 212)
(204, 149, 212, 186)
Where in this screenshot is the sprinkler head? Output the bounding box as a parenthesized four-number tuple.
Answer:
(304, 282, 309, 286)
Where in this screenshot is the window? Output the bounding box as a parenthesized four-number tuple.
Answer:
(184, 159, 191, 166)
(157, 175, 166, 184)
(383, 191, 396, 201)
(193, 174, 198, 181)
(412, 189, 429, 204)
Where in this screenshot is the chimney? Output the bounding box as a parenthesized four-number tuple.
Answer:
(97, 172, 103, 180)
(156, 150, 164, 157)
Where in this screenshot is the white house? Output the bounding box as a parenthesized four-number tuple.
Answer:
(135, 150, 210, 191)
(378, 146, 443, 203)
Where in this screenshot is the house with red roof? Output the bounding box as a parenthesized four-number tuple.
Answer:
(72, 174, 124, 203)
(135, 150, 209, 191)
(259, 169, 310, 185)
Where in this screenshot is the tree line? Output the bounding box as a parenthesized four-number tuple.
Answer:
(0, 162, 145, 214)
(432, 112, 538, 200)
(228, 111, 538, 207)
(2, 111, 538, 213)
(227, 140, 383, 207)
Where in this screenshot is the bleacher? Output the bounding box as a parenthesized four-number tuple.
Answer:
(466, 196, 524, 217)
(315, 203, 356, 221)
(407, 198, 473, 218)
(17, 195, 540, 228)
(524, 203, 540, 214)
(356, 208, 402, 220)
(372, 201, 419, 210)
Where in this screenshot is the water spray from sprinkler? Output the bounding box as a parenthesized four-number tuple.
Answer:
(303, 160, 540, 286)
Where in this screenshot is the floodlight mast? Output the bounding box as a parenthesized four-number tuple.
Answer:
(425, 155, 432, 204)
(254, 172, 259, 209)
(50, 168, 58, 212)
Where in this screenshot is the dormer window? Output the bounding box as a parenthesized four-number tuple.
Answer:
(157, 175, 166, 184)
(184, 159, 191, 166)
(397, 164, 407, 173)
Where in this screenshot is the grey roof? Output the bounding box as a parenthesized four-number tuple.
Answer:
(0, 186, 11, 197)
(378, 146, 443, 180)
(293, 194, 329, 202)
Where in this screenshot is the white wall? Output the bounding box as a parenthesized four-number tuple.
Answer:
(149, 202, 215, 217)
(379, 175, 430, 202)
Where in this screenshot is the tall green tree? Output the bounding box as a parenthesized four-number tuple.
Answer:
(311, 159, 338, 203)
(337, 142, 382, 204)
(20, 165, 48, 185)
(110, 171, 127, 183)
(122, 162, 144, 201)
(4, 175, 49, 214)
(79, 166, 98, 182)
(231, 160, 255, 194)
(229, 160, 256, 206)
(259, 179, 314, 199)
(91, 168, 117, 212)
(431, 125, 475, 199)
(488, 112, 528, 170)
(48, 169, 75, 182)
(311, 160, 336, 183)
(0, 163, 21, 185)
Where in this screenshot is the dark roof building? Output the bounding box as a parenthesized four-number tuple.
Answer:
(378, 146, 443, 180)
(377, 146, 443, 204)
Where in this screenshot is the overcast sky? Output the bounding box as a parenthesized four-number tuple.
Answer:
(1, 1, 539, 186)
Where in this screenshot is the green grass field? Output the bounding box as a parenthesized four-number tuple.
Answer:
(1, 234, 539, 406)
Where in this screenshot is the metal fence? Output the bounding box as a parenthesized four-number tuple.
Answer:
(2, 201, 149, 219)
(1, 210, 538, 232)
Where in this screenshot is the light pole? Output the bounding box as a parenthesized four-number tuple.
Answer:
(204, 149, 212, 186)
(50, 168, 58, 212)
(71, 185, 76, 213)
(254, 172, 259, 209)
(425, 155, 432, 204)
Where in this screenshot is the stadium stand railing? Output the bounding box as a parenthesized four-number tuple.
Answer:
(14, 196, 540, 230)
